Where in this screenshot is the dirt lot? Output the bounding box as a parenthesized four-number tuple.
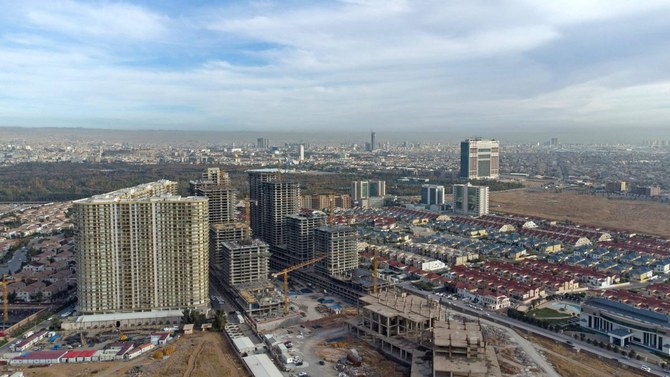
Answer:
(525, 334, 648, 377)
(490, 190, 670, 237)
(16, 331, 248, 377)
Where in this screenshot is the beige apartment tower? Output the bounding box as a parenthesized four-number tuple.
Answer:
(74, 180, 210, 315)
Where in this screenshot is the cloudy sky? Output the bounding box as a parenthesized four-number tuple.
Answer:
(0, 0, 669, 133)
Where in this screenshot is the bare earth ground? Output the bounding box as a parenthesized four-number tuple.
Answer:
(525, 333, 649, 377)
(18, 332, 248, 377)
(490, 190, 670, 237)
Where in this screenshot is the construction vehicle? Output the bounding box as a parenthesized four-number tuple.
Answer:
(271, 255, 327, 315)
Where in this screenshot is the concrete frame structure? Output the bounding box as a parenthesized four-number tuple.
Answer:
(209, 223, 249, 270)
(260, 181, 300, 247)
(73, 180, 209, 315)
(220, 240, 271, 287)
(421, 184, 445, 208)
(432, 321, 502, 377)
(348, 290, 444, 365)
(315, 225, 359, 277)
(286, 211, 327, 265)
(247, 169, 279, 241)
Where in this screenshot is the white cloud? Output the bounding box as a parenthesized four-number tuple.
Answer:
(24, 1, 168, 41)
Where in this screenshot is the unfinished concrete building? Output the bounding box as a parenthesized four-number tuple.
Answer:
(209, 223, 249, 270)
(286, 211, 327, 265)
(189, 167, 230, 194)
(220, 240, 271, 287)
(315, 225, 359, 277)
(433, 321, 501, 377)
(260, 181, 300, 247)
(197, 184, 236, 224)
(247, 169, 279, 239)
(348, 290, 444, 365)
(235, 281, 284, 316)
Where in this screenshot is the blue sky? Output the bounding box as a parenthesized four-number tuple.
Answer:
(0, 0, 669, 132)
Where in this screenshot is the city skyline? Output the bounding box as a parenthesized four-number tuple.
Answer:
(1, 1, 670, 132)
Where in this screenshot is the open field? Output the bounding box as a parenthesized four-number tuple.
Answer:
(525, 333, 651, 377)
(16, 331, 248, 377)
(490, 190, 670, 237)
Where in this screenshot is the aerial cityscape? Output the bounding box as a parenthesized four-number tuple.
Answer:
(1, 1, 670, 377)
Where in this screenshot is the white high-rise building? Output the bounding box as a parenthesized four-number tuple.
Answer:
(299, 144, 305, 161)
(453, 183, 489, 216)
(421, 184, 445, 208)
(74, 180, 209, 315)
(460, 138, 500, 179)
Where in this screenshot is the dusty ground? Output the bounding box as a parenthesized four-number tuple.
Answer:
(15, 331, 248, 377)
(490, 190, 670, 237)
(525, 334, 647, 377)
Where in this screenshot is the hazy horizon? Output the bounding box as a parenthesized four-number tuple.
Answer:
(1, 125, 668, 145)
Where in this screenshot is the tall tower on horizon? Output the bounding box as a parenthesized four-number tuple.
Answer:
(370, 130, 376, 152)
(460, 138, 500, 180)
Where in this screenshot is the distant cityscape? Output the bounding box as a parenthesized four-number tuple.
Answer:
(0, 130, 669, 377)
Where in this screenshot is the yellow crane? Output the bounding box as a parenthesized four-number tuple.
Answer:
(328, 193, 335, 225)
(244, 196, 251, 241)
(271, 255, 327, 315)
(0, 274, 9, 326)
(372, 248, 379, 294)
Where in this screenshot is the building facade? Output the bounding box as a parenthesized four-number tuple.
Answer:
(286, 211, 327, 265)
(580, 298, 670, 354)
(248, 169, 279, 238)
(460, 138, 500, 179)
(74, 180, 209, 314)
(315, 225, 359, 276)
(453, 183, 489, 216)
(260, 181, 300, 247)
(210, 223, 249, 270)
(220, 240, 271, 287)
(420, 184, 445, 207)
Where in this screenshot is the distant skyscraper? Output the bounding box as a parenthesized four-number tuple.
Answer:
(74, 180, 209, 315)
(460, 138, 500, 179)
(369, 180, 386, 197)
(453, 183, 489, 216)
(421, 184, 445, 207)
(315, 225, 358, 277)
(551, 137, 559, 146)
(351, 180, 370, 201)
(257, 137, 270, 149)
(299, 144, 305, 161)
(370, 131, 376, 152)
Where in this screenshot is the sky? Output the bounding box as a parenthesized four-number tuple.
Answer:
(0, 0, 669, 134)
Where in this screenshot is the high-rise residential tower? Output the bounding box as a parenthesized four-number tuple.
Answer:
(286, 211, 327, 265)
(74, 180, 209, 315)
(421, 184, 445, 207)
(453, 183, 489, 216)
(260, 180, 300, 247)
(315, 225, 358, 277)
(460, 138, 500, 179)
(248, 169, 279, 238)
(370, 131, 376, 152)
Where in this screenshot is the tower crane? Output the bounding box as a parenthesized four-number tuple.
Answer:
(328, 193, 335, 225)
(372, 248, 379, 294)
(244, 196, 251, 241)
(0, 274, 8, 327)
(271, 255, 327, 315)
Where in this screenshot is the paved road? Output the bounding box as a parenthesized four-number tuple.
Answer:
(0, 246, 27, 275)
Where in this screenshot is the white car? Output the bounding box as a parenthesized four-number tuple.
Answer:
(641, 365, 651, 372)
